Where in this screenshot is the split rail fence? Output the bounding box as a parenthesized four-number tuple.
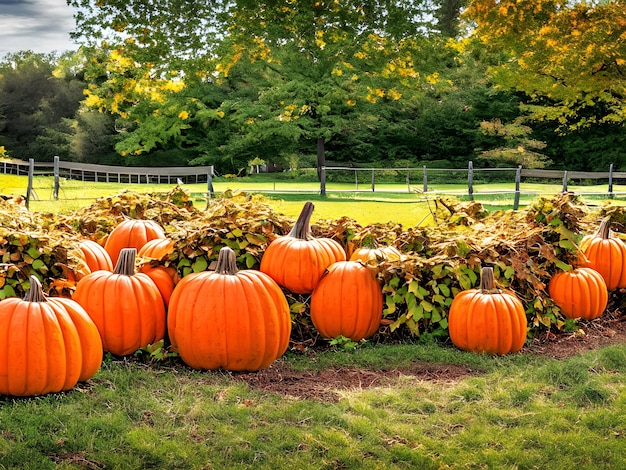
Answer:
(1, 157, 624, 210)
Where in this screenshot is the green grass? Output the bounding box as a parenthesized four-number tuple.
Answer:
(5, 173, 626, 227)
(1, 173, 626, 467)
(1, 342, 625, 469)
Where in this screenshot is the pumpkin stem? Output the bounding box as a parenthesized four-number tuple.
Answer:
(287, 201, 314, 240)
(595, 217, 612, 240)
(479, 267, 500, 294)
(215, 246, 239, 275)
(113, 248, 137, 276)
(24, 275, 46, 303)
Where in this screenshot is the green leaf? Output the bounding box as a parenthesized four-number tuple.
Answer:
(192, 257, 208, 272)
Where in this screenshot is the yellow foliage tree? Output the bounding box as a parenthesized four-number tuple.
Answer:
(465, 0, 626, 130)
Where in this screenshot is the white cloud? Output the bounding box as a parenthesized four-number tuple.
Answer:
(0, 0, 78, 57)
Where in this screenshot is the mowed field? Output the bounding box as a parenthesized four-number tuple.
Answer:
(1, 173, 625, 226)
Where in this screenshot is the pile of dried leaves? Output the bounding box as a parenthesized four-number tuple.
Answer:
(0, 188, 624, 345)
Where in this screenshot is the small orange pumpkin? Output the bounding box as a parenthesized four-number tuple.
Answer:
(579, 217, 626, 290)
(104, 218, 166, 266)
(548, 267, 608, 320)
(78, 239, 113, 273)
(138, 237, 179, 289)
(0, 276, 102, 396)
(168, 246, 291, 371)
(260, 202, 346, 294)
(138, 238, 174, 260)
(310, 261, 383, 341)
(73, 248, 166, 356)
(448, 267, 527, 355)
(350, 245, 402, 264)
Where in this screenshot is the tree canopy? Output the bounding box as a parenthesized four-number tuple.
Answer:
(464, 0, 626, 131)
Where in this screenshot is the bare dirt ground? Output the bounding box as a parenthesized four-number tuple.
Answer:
(233, 309, 626, 402)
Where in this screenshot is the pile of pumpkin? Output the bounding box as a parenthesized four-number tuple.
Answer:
(0, 196, 624, 397)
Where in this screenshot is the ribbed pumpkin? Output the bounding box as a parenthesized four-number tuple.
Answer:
(72, 248, 166, 356)
(260, 201, 346, 294)
(448, 267, 527, 355)
(349, 245, 402, 264)
(310, 261, 383, 341)
(104, 219, 166, 266)
(138, 238, 174, 260)
(168, 246, 291, 371)
(138, 237, 178, 305)
(139, 265, 175, 307)
(78, 239, 113, 273)
(579, 217, 626, 290)
(0, 276, 102, 396)
(548, 267, 608, 320)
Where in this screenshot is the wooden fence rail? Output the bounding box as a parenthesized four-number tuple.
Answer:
(3, 157, 624, 210)
(320, 162, 626, 209)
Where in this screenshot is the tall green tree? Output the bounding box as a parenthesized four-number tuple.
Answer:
(0, 51, 85, 161)
(69, 1, 445, 171)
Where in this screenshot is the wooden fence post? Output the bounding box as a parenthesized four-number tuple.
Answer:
(608, 163, 614, 199)
(406, 165, 410, 193)
(468, 161, 474, 199)
(371, 168, 375, 192)
(26, 158, 34, 210)
(423, 165, 428, 192)
(355, 169, 358, 191)
(207, 166, 215, 196)
(562, 170, 568, 192)
(320, 166, 326, 196)
(53, 156, 60, 200)
(513, 165, 522, 210)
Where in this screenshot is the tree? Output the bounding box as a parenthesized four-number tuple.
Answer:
(70, 1, 442, 172)
(0, 51, 85, 161)
(464, 0, 626, 131)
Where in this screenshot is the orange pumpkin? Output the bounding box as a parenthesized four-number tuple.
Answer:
(349, 245, 402, 264)
(73, 248, 166, 356)
(310, 261, 383, 341)
(448, 267, 527, 355)
(104, 219, 166, 266)
(548, 267, 608, 320)
(168, 246, 291, 371)
(260, 202, 346, 294)
(138, 237, 179, 288)
(78, 239, 113, 273)
(138, 238, 174, 260)
(0, 276, 102, 396)
(579, 217, 626, 290)
(139, 265, 175, 307)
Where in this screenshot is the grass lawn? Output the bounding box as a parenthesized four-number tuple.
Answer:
(3, 173, 626, 227)
(0, 173, 625, 468)
(1, 341, 625, 469)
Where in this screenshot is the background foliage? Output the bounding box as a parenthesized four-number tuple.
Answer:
(1, 1, 625, 173)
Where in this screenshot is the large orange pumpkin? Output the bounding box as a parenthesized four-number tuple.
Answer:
(73, 248, 166, 356)
(104, 219, 166, 266)
(260, 202, 346, 294)
(78, 239, 113, 273)
(0, 276, 102, 396)
(548, 267, 608, 320)
(168, 246, 291, 371)
(579, 217, 626, 290)
(448, 267, 527, 355)
(310, 261, 383, 341)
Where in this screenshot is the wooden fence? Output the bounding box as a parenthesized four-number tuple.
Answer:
(1, 158, 214, 184)
(320, 162, 626, 209)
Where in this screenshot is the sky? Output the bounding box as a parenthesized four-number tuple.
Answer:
(0, 0, 78, 58)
